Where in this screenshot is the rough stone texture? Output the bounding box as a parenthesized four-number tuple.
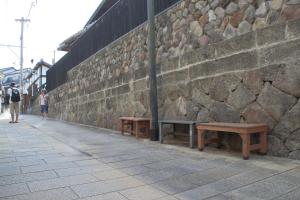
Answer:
(237, 21, 252, 35)
(273, 64, 300, 97)
(257, 83, 297, 121)
(215, 7, 225, 19)
(286, 0, 300, 5)
(253, 17, 267, 30)
(256, 23, 286, 46)
(285, 129, 300, 151)
(227, 84, 256, 111)
(289, 150, 300, 160)
(271, 0, 284, 10)
(230, 10, 245, 28)
(244, 5, 256, 23)
(242, 103, 277, 130)
(223, 23, 237, 39)
(280, 6, 300, 21)
(278, 100, 300, 133)
(255, 2, 269, 18)
(268, 135, 290, 157)
(225, 2, 239, 15)
(287, 18, 300, 39)
(31, 2, 300, 159)
(209, 75, 240, 102)
(239, 69, 264, 95)
(209, 102, 240, 123)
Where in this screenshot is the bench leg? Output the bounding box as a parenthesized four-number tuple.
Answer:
(121, 120, 124, 135)
(240, 134, 250, 160)
(173, 124, 176, 138)
(189, 124, 195, 148)
(135, 122, 139, 138)
(159, 122, 163, 143)
(198, 129, 205, 151)
(259, 131, 267, 155)
(146, 121, 150, 138)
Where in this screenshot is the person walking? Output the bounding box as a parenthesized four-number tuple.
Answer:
(7, 82, 21, 123)
(39, 89, 48, 119)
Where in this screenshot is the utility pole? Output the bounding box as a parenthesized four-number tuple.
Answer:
(15, 17, 30, 113)
(147, 0, 159, 141)
(15, 17, 30, 93)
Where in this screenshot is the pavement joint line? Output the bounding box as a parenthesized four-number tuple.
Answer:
(28, 178, 101, 193)
(117, 191, 131, 200)
(68, 186, 81, 199)
(150, 164, 299, 197)
(269, 185, 300, 200)
(25, 181, 32, 193)
(204, 166, 300, 199)
(0, 186, 76, 199)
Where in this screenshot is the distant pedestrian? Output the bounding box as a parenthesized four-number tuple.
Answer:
(7, 82, 21, 123)
(39, 89, 48, 119)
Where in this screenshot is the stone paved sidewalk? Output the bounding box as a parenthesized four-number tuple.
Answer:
(0, 114, 299, 200)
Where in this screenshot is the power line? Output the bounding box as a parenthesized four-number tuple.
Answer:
(0, 44, 21, 48)
(26, 0, 37, 20)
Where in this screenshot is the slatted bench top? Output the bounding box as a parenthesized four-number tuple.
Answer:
(119, 117, 151, 121)
(159, 120, 197, 125)
(197, 122, 268, 134)
(198, 122, 268, 128)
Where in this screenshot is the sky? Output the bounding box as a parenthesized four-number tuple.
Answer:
(0, 0, 102, 70)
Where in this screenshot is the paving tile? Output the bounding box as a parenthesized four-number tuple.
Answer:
(0, 187, 78, 200)
(0, 159, 46, 168)
(0, 157, 16, 163)
(120, 185, 168, 200)
(156, 196, 179, 200)
(224, 175, 300, 200)
(286, 167, 300, 178)
(273, 187, 300, 200)
(135, 167, 194, 184)
(152, 176, 199, 195)
(0, 170, 58, 186)
(108, 157, 157, 169)
(176, 179, 240, 200)
(0, 166, 20, 177)
(74, 159, 103, 166)
(27, 174, 97, 192)
(71, 176, 144, 198)
(42, 155, 91, 164)
(226, 168, 280, 186)
(80, 192, 128, 200)
(121, 165, 155, 176)
(21, 162, 77, 173)
(93, 169, 129, 180)
(178, 172, 218, 186)
(0, 183, 29, 198)
(97, 155, 131, 163)
(204, 195, 230, 200)
(55, 164, 113, 177)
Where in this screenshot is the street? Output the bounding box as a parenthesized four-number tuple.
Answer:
(0, 114, 299, 200)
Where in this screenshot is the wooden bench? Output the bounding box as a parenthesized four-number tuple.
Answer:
(159, 120, 198, 148)
(120, 117, 151, 138)
(196, 123, 268, 160)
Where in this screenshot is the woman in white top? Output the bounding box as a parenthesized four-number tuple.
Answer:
(39, 89, 48, 119)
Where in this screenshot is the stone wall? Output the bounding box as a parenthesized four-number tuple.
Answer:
(34, 0, 300, 159)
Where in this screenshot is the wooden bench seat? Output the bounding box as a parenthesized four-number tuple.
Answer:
(196, 123, 268, 160)
(120, 117, 151, 138)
